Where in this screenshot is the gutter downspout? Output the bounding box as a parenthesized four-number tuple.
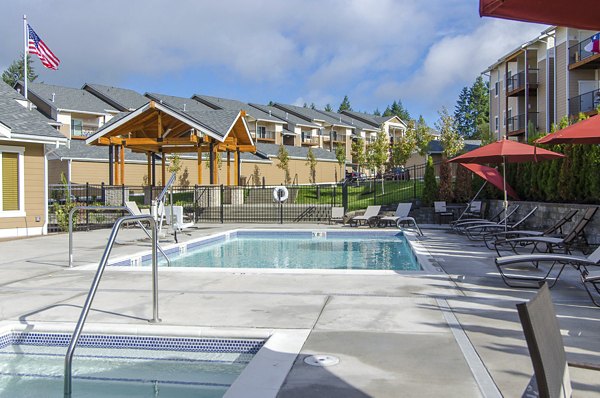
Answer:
(525, 48, 529, 141)
(566, 28, 570, 121)
(553, 31, 557, 126)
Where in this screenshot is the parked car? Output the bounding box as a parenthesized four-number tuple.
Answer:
(344, 171, 367, 183)
(384, 167, 410, 181)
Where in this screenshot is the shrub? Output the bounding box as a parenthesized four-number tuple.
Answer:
(421, 157, 438, 206)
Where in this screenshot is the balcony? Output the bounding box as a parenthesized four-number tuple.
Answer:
(301, 136, 320, 146)
(256, 130, 276, 142)
(507, 112, 539, 136)
(506, 69, 538, 97)
(569, 90, 600, 116)
(569, 34, 600, 70)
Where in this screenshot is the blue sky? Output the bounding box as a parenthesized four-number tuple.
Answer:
(1, 0, 546, 126)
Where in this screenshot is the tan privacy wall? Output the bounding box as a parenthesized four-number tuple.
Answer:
(54, 157, 340, 186)
(0, 141, 46, 235)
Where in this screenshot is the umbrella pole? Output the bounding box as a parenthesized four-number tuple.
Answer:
(456, 181, 487, 222)
(503, 158, 508, 232)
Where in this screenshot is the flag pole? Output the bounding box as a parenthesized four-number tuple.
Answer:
(23, 14, 28, 101)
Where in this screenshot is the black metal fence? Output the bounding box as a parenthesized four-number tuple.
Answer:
(49, 162, 433, 230)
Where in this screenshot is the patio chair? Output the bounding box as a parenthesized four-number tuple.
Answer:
(434, 201, 454, 224)
(495, 207, 598, 257)
(495, 244, 600, 290)
(516, 283, 600, 398)
(125, 200, 150, 216)
(463, 206, 538, 241)
(487, 209, 578, 252)
(348, 205, 381, 227)
(378, 203, 423, 236)
(452, 205, 520, 234)
(330, 207, 345, 224)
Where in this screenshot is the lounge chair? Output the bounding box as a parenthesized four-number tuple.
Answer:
(349, 205, 381, 227)
(463, 200, 483, 218)
(487, 209, 578, 251)
(463, 206, 538, 241)
(378, 203, 423, 236)
(495, 207, 598, 257)
(434, 201, 454, 224)
(452, 205, 519, 234)
(330, 207, 345, 224)
(516, 283, 600, 398)
(495, 244, 600, 290)
(125, 200, 150, 216)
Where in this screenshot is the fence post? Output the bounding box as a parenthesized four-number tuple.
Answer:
(342, 183, 348, 211)
(280, 199, 283, 224)
(333, 185, 336, 206)
(373, 177, 377, 205)
(413, 165, 417, 201)
(101, 182, 105, 204)
(121, 184, 125, 206)
(194, 184, 198, 223)
(85, 182, 90, 231)
(220, 184, 224, 224)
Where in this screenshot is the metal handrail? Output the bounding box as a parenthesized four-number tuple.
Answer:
(64, 214, 161, 398)
(68, 206, 171, 268)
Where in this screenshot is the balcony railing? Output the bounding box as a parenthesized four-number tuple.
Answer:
(569, 89, 600, 116)
(256, 130, 276, 141)
(301, 136, 320, 146)
(569, 33, 600, 66)
(506, 69, 538, 94)
(507, 112, 539, 134)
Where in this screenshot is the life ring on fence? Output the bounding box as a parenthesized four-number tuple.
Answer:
(273, 186, 289, 202)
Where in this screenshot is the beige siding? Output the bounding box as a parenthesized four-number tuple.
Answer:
(48, 159, 68, 184)
(555, 42, 568, 120)
(0, 141, 46, 230)
(241, 159, 339, 185)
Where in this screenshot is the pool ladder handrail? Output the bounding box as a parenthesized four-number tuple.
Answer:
(64, 214, 161, 398)
(68, 205, 171, 268)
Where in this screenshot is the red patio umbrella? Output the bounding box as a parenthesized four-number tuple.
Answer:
(536, 114, 600, 145)
(460, 163, 520, 200)
(479, 0, 600, 31)
(449, 138, 565, 228)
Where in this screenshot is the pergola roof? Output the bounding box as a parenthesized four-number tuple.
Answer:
(86, 100, 255, 154)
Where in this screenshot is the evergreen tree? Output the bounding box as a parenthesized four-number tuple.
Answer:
(382, 99, 411, 121)
(453, 164, 472, 203)
(268, 101, 275, 106)
(338, 95, 352, 112)
(454, 86, 472, 136)
(469, 76, 489, 138)
(421, 156, 437, 206)
(2, 54, 38, 87)
(324, 104, 333, 112)
(373, 108, 381, 116)
(310, 102, 316, 110)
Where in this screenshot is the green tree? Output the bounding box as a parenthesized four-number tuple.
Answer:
(373, 108, 381, 116)
(371, 130, 390, 193)
(338, 95, 352, 112)
(437, 107, 464, 159)
(421, 156, 437, 206)
(414, 115, 434, 157)
(310, 102, 316, 110)
(468, 76, 489, 139)
(324, 104, 333, 112)
(383, 99, 411, 121)
(276, 145, 291, 185)
(454, 86, 472, 136)
(389, 120, 416, 168)
(2, 54, 38, 87)
(305, 147, 317, 184)
(453, 164, 472, 203)
(351, 138, 366, 174)
(335, 144, 346, 181)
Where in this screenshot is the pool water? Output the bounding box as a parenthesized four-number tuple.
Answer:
(0, 332, 262, 397)
(159, 232, 421, 271)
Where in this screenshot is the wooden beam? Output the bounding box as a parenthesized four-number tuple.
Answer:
(158, 111, 164, 138)
(106, 136, 199, 146)
(147, 152, 152, 188)
(212, 144, 218, 184)
(234, 150, 239, 186)
(161, 153, 166, 186)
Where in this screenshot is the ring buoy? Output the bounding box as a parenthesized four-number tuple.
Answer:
(273, 186, 289, 202)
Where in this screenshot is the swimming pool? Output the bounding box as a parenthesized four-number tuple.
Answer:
(138, 230, 422, 271)
(0, 331, 262, 397)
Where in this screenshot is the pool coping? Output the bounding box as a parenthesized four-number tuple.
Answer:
(0, 321, 310, 398)
(75, 228, 441, 275)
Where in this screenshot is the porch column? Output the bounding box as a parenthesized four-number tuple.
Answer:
(235, 149, 240, 186)
(147, 152, 152, 186)
(209, 142, 214, 184)
(197, 147, 202, 185)
(161, 152, 166, 186)
(151, 153, 156, 186)
(114, 145, 120, 185)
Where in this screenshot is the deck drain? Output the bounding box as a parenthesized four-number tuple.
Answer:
(304, 354, 339, 367)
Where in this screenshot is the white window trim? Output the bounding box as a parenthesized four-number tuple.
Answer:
(495, 81, 499, 97)
(0, 145, 26, 218)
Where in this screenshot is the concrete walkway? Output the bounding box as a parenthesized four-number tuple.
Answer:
(0, 224, 598, 397)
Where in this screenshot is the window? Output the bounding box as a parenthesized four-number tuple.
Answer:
(71, 119, 83, 137)
(494, 116, 499, 132)
(503, 111, 506, 127)
(0, 146, 25, 217)
(495, 82, 499, 97)
(257, 126, 266, 139)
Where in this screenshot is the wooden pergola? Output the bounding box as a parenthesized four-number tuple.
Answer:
(86, 101, 255, 186)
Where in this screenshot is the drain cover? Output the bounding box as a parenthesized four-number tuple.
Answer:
(304, 354, 339, 367)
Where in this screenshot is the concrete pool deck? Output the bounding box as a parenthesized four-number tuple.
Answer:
(0, 224, 599, 397)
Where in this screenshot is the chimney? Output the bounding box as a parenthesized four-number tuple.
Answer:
(269, 110, 272, 116)
(51, 93, 55, 102)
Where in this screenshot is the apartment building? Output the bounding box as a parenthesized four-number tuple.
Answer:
(486, 26, 600, 141)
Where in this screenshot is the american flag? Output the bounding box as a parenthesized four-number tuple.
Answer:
(27, 24, 60, 70)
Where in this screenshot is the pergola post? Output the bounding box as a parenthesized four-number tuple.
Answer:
(147, 152, 152, 186)
(161, 152, 166, 186)
(114, 145, 119, 185)
(120, 143, 125, 185)
(235, 149, 240, 186)
(226, 151, 231, 186)
(151, 153, 156, 187)
(108, 144, 114, 185)
(197, 147, 202, 185)
(209, 142, 214, 184)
